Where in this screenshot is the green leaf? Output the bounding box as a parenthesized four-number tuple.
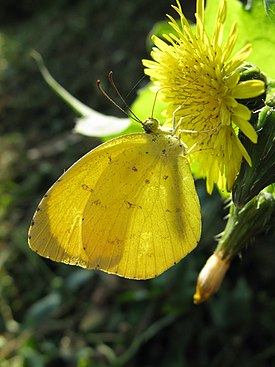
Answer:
(264, 0, 275, 22)
(23, 292, 61, 327)
(233, 101, 275, 207)
(145, 19, 181, 51)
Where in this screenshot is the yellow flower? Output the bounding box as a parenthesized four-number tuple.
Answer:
(143, 0, 265, 193)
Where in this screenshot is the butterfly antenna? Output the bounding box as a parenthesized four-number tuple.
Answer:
(97, 79, 130, 118)
(108, 71, 142, 123)
(124, 74, 146, 101)
(151, 88, 163, 118)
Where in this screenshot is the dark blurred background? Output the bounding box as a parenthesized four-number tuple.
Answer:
(0, 0, 275, 366)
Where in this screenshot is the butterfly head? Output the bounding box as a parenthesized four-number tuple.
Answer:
(142, 117, 160, 134)
(143, 117, 173, 137)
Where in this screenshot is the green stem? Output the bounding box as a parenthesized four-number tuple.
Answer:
(216, 188, 275, 259)
(30, 50, 92, 116)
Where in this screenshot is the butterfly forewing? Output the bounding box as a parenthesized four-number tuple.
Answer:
(29, 132, 201, 279)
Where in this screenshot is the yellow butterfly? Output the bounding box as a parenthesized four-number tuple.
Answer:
(28, 117, 201, 279)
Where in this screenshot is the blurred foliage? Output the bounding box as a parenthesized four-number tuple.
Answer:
(0, 0, 275, 366)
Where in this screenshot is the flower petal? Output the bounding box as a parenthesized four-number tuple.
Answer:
(232, 80, 265, 99)
(221, 22, 238, 63)
(225, 44, 252, 74)
(212, 0, 226, 48)
(232, 103, 251, 120)
(233, 116, 258, 143)
(224, 70, 240, 89)
(236, 137, 252, 166)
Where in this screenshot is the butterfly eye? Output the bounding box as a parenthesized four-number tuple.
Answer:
(143, 117, 160, 133)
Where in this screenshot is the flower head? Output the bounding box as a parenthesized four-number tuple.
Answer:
(143, 0, 265, 193)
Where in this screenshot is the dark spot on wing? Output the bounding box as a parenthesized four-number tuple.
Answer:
(91, 199, 102, 206)
(90, 199, 107, 209)
(162, 149, 166, 154)
(31, 219, 34, 226)
(28, 235, 31, 240)
(57, 178, 62, 182)
(145, 151, 149, 154)
(36, 207, 40, 212)
(124, 201, 142, 209)
(82, 184, 94, 192)
(107, 237, 123, 246)
(145, 179, 150, 184)
(132, 166, 138, 172)
(108, 155, 112, 163)
(163, 175, 169, 180)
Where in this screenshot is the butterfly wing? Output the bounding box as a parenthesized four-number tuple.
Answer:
(29, 133, 201, 279)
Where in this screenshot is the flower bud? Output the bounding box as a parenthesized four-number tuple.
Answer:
(193, 253, 230, 304)
(194, 186, 275, 303)
(238, 63, 267, 111)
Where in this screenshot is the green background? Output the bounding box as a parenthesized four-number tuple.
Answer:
(1, 1, 274, 366)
